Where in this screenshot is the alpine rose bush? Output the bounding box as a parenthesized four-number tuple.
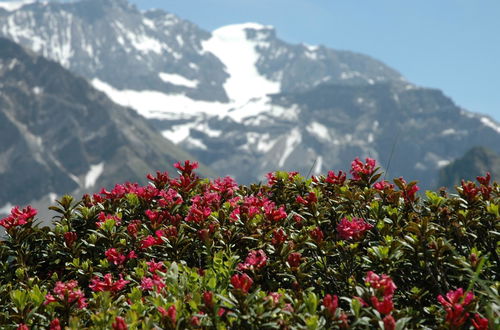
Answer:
(0, 160, 498, 329)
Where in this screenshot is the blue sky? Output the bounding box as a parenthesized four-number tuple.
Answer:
(130, 1, 500, 121)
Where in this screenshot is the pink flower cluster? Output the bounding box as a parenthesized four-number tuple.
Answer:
(44, 280, 87, 309)
(0, 205, 37, 230)
(350, 157, 376, 181)
(89, 273, 129, 292)
(437, 288, 487, 329)
(238, 249, 268, 271)
(231, 273, 253, 293)
(336, 217, 373, 241)
(365, 271, 397, 316)
(105, 248, 137, 266)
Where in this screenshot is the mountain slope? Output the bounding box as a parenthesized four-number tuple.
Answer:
(0, 37, 212, 208)
(438, 147, 500, 190)
(1, 0, 499, 190)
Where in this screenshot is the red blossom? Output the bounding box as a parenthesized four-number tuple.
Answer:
(374, 180, 395, 191)
(174, 160, 198, 174)
(310, 227, 324, 243)
(17, 324, 29, 330)
(383, 314, 396, 330)
(365, 271, 397, 296)
(44, 280, 87, 309)
(112, 316, 128, 330)
(0, 205, 37, 230)
(146, 170, 170, 188)
(147, 260, 166, 273)
(140, 274, 165, 292)
(210, 176, 239, 198)
(471, 313, 489, 330)
(263, 200, 287, 222)
(461, 180, 479, 201)
(337, 217, 373, 241)
(64, 232, 78, 247)
(49, 319, 61, 330)
(476, 172, 491, 186)
(325, 170, 347, 185)
(167, 305, 177, 324)
(89, 274, 129, 292)
(96, 212, 121, 228)
(203, 291, 214, 308)
(238, 249, 268, 270)
(437, 288, 475, 327)
(127, 220, 142, 237)
(287, 252, 302, 268)
(105, 248, 127, 265)
(271, 228, 287, 246)
(371, 295, 394, 314)
(323, 294, 338, 316)
(266, 292, 282, 305)
(231, 273, 253, 293)
(350, 157, 376, 181)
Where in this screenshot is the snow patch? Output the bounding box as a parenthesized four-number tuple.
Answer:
(441, 128, 456, 136)
(184, 136, 207, 150)
(480, 117, 500, 134)
(32, 86, 42, 95)
(162, 122, 196, 144)
(92, 79, 227, 119)
(278, 128, 302, 167)
(159, 72, 198, 88)
(85, 162, 104, 189)
(437, 160, 451, 168)
(202, 23, 280, 105)
(306, 121, 330, 140)
(0, 0, 35, 11)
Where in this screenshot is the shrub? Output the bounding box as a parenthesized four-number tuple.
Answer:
(0, 159, 498, 329)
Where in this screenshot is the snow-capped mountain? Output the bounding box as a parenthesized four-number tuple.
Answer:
(1, 0, 499, 190)
(0, 36, 213, 211)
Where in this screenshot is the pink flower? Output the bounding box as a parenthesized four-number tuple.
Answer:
(325, 170, 347, 185)
(266, 292, 282, 305)
(49, 318, 61, 330)
(263, 201, 287, 222)
(287, 252, 302, 268)
(271, 228, 287, 246)
(105, 248, 127, 265)
(461, 180, 479, 201)
(17, 324, 29, 330)
(437, 288, 475, 327)
(203, 291, 214, 308)
(323, 294, 338, 316)
(44, 280, 87, 309)
(140, 274, 165, 292)
(337, 217, 373, 241)
(231, 273, 253, 293)
(112, 316, 128, 330)
(89, 273, 129, 292)
(383, 315, 396, 330)
(310, 227, 324, 243)
(147, 260, 166, 273)
(238, 249, 267, 270)
(350, 157, 376, 181)
(365, 271, 397, 296)
(174, 160, 198, 174)
(374, 180, 394, 191)
(371, 295, 394, 314)
(471, 313, 489, 330)
(0, 205, 37, 230)
(167, 305, 177, 324)
(64, 232, 78, 247)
